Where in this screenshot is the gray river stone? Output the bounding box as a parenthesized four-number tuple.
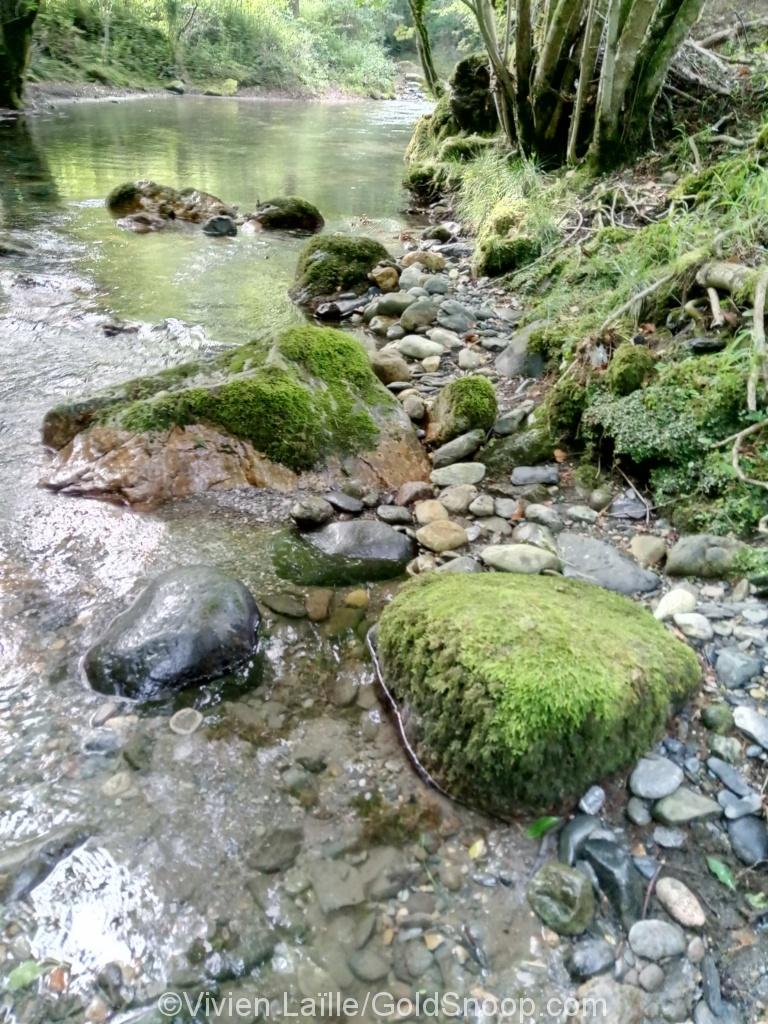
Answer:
(431, 429, 485, 468)
(581, 838, 644, 929)
(630, 756, 684, 800)
(565, 938, 615, 981)
(84, 566, 260, 701)
(665, 534, 744, 578)
(706, 757, 752, 797)
(559, 815, 601, 866)
(558, 532, 660, 594)
(728, 816, 768, 865)
(274, 521, 415, 586)
(734, 706, 768, 750)
(629, 920, 686, 961)
(716, 648, 762, 689)
(653, 788, 721, 825)
(250, 827, 303, 873)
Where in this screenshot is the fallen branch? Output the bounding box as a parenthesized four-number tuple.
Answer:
(707, 287, 725, 327)
(748, 266, 768, 412)
(698, 16, 768, 48)
(732, 423, 768, 494)
(601, 273, 675, 331)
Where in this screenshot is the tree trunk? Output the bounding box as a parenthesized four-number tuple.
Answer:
(407, 0, 443, 98)
(0, 1, 39, 110)
(290, 0, 300, 17)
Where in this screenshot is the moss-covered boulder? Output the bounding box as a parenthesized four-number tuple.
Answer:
(607, 344, 657, 396)
(252, 197, 324, 234)
(106, 180, 235, 223)
(428, 376, 497, 445)
(439, 134, 495, 162)
(474, 235, 541, 278)
(479, 425, 554, 476)
(41, 326, 429, 505)
(449, 53, 498, 135)
(292, 234, 390, 306)
(376, 574, 699, 813)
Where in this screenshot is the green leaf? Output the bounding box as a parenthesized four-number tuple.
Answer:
(526, 816, 561, 839)
(707, 856, 737, 891)
(6, 961, 43, 992)
(746, 892, 768, 910)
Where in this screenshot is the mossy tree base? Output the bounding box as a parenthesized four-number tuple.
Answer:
(0, 3, 38, 110)
(377, 573, 700, 814)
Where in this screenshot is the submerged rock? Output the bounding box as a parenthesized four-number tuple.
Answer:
(376, 574, 699, 812)
(251, 196, 324, 233)
(273, 520, 415, 586)
(106, 180, 235, 225)
(83, 566, 260, 701)
(41, 325, 429, 505)
(527, 862, 594, 935)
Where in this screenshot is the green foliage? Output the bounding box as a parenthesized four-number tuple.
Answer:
(438, 133, 494, 162)
(293, 234, 390, 300)
(377, 573, 700, 813)
(101, 325, 389, 470)
(31, 0, 405, 95)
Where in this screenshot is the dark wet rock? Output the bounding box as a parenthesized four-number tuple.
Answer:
(608, 488, 648, 520)
(728, 815, 768, 865)
(688, 336, 727, 354)
(377, 504, 412, 525)
(83, 566, 260, 701)
(701, 956, 721, 1013)
(202, 215, 237, 237)
(706, 757, 751, 797)
(565, 938, 615, 981)
(324, 491, 364, 514)
(628, 919, 686, 961)
(653, 788, 721, 825)
(581, 838, 645, 928)
(275, 521, 415, 586)
(716, 648, 762, 689)
(630, 756, 684, 800)
(559, 815, 601, 866)
(511, 465, 559, 486)
(527, 862, 595, 935)
(558, 532, 660, 595)
(250, 828, 303, 873)
(251, 196, 324, 233)
(291, 495, 334, 529)
(666, 535, 745, 579)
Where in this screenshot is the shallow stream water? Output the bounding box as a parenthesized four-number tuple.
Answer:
(0, 97, 553, 1023)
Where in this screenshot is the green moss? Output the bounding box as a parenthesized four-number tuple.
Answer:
(377, 574, 700, 813)
(292, 234, 389, 300)
(541, 376, 591, 438)
(403, 161, 445, 200)
(101, 326, 388, 471)
(254, 196, 324, 233)
(474, 235, 541, 278)
(439, 134, 495, 163)
(479, 426, 554, 475)
(106, 182, 142, 216)
(606, 344, 657, 396)
(430, 376, 498, 444)
(351, 789, 441, 847)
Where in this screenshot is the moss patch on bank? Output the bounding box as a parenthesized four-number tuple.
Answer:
(44, 326, 395, 472)
(377, 573, 700, 814)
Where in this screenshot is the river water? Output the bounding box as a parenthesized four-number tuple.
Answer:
(0, 97, 553, 1023)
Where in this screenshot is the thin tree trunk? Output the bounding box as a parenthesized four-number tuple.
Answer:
(567, 0, 603, 163)
(0, 1, 38, 110)
(408, 0, 443, 98)
(473, 0, 516, 145)
(513, 0, 536, 152)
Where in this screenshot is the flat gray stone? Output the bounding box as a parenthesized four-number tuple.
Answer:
(628, 919, 686, 961)
(734, 706, 768, 750)
(511, 465, 559, 486)
(558, 532, 660, 595)
(653, 788, 721, 825)
(431, 429, 485, 468)
(716, 648, 762, 689)
(480, 543, 561, 574)
(728, 815, 768, 865)
(430, 463, 486, 486)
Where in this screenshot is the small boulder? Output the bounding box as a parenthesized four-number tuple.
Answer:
(628, 920, 686, 961)
(274, 520, 414, 586)
(84, 566, 260, 701)
(292, 234, 389, 305)
(202, 215, 237, 237)
(527, 863, 595, 936)
(666, 535, 744, 579)
(428, 376, 497, 445)
(252, 197, 324, 233)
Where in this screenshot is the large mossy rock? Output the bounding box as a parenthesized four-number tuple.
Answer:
(376, 574, 700, 813)
(291, 234, 390, 306)
(273, 520, 415, 586)
(428, 376, 497, 445)
(479, 426, 554, 475)
(449, 53, 498, 135)
(84, 566, 260, 701)
(41, 326, 429, 505)
(252, 197, 324, 234)
(106, 180, 235, 223)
